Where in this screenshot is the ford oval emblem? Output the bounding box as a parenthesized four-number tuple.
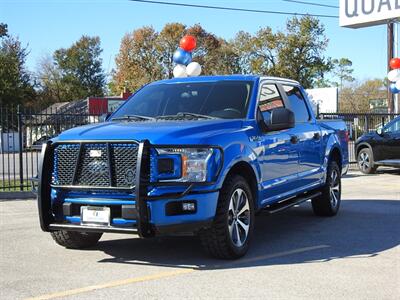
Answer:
(125, 169, 135, 185)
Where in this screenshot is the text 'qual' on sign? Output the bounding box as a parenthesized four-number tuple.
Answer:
(340, 0, 400, 28)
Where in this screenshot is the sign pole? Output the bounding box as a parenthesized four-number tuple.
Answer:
(395, 22, 399, 114)
(388, 22, 394, 113)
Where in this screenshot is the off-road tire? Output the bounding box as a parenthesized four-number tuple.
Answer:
(199, 175, 254, 259)
(357, 148, 377, 174)
(50, 231, 102, 249)
(312, 161, 341, 217)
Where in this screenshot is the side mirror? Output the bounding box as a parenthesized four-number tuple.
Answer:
(262, 107, 295, 132)
(376, 127, 383, 136)
(99, 112, 111, 122)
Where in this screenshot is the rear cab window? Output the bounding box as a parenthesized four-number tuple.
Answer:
(282, 85, 310, 123)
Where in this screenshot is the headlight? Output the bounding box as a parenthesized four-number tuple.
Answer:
(151, 147, 221, 183)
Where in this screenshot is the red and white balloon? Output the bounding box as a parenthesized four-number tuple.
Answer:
(388, 57, 400, 94)
(173, 35, 202, 78)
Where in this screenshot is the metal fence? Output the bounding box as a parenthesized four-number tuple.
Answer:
(1, 105, 399, 192)
(0, 105, 106, 191)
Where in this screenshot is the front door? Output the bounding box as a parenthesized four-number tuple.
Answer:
(256, 82, 300, 205)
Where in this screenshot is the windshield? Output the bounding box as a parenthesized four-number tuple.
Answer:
(111, 81, 254, 120)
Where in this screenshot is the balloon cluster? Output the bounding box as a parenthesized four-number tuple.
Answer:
(388, 58, 400, 94)
(172, 35, 202, 78)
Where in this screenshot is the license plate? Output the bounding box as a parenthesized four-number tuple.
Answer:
(81, 206, 110, 226)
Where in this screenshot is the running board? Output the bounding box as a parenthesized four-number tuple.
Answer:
(264, 191, 322, 214)
(48, 223, 138, 234)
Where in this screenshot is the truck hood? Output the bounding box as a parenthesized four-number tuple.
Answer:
(55, 119, 244, 144)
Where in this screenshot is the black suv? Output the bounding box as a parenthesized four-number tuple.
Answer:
(355, 116, 400, 174)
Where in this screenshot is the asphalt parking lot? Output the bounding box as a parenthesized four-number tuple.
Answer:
(1, 169, 399, 300)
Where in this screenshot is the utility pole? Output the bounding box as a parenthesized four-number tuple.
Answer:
(387, 22, 394, 113)
(395, 22, 399, 114)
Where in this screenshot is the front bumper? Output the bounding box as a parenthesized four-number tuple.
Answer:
(37, 141, 220, 237)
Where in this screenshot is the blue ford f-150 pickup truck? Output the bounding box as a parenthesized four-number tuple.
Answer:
(37, 75, 348, 259)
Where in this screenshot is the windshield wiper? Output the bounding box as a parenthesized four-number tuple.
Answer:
(157, 112, 218, 120)
(111, 114, 155, 122)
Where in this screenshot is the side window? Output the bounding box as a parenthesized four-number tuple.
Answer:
(282, 85, 310, 123)
(384, 119, 400, 133)
(258, 84, 284, 122)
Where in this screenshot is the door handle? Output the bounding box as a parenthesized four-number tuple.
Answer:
(313, 132, 321, 140)
(290, 135, 299, 144)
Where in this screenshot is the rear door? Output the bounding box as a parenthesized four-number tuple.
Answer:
(280, 84, 324, 188)
(256, 82, 300, 204)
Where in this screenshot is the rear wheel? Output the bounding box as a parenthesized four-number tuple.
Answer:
(51, 231, 102, 249)
(199, 175, 254, 259)
(312, 161, 341, 217)
(358, 148, 377, 174)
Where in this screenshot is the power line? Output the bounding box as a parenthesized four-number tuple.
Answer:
(129, 0, 339, 19)
(282, 0, 339, 9)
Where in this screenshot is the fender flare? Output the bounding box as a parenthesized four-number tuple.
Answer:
(216, 143, 261, 191)
(322, 134, 343, 182)
(355, 142, 373, 158)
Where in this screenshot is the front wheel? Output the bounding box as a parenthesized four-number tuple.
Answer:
(199, 175, 254, 259)
(51, 231, 102, 249)
(312, 161, 341, 217)
(357, 148, 377, 174)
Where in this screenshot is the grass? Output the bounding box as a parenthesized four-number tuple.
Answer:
(0, 180, 32, 192)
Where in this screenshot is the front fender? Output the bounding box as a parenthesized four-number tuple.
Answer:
(215, 142, 261, 190)
(355, 142, 373, 157)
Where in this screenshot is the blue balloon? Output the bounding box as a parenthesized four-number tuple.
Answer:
(389, 82, 400, 94)
(173, 48, 192, 65)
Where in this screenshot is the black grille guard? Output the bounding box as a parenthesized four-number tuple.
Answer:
(37, 140, 223, 237)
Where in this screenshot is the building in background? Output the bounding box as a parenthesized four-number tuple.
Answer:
(306, 87, 338, 114)
(88, 90, 131, 115)
(23, 91, 132, 148)
(369, 98, 388, 113)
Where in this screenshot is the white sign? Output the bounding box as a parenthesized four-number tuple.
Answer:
(306, 87, 338, 114)
(108, 100, 125, 112)
(340, 0, 400, 28)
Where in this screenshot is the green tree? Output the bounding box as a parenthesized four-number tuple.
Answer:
(111, 26, 162, 93)
(186, 24, 229, 75)
(54, 36, 105, 100)
(0, 23, 8, 38)
(110, 23, 239, 93)
(232, 16, 332, 88)
(112, 17, 335, 92)
(38, 36, 106, 102)
(0, 23, 36, 107)
(36, 55, 65, 105)
(157, 23, 187, 79)
(331, 58, 355, 89)
(339, 79, 386, 112)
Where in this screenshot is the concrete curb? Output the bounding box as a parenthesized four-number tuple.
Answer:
(0, 191, 36, 200)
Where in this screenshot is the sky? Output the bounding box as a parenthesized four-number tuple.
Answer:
(0, 0, 393, 83)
